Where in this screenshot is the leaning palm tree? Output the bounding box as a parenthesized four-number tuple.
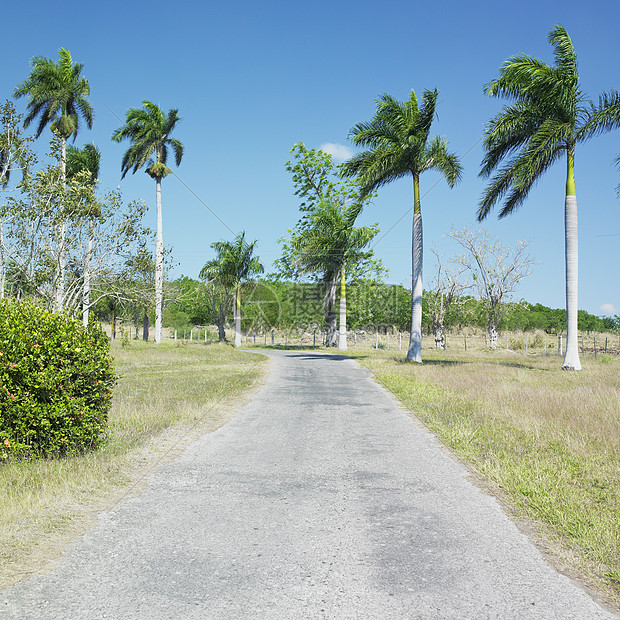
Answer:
(341, 89, 462, 362)
(14, 48, 93, 312)
(479, 25, 620, 371)
(290, 200, 377, 351)
(66, 143, 101, 326)
(112, 101, 183, 343)
(200, 233, 263, 348)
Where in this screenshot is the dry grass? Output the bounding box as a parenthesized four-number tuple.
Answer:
(350, 347, 620, 606)
(0, 341, 268, 589)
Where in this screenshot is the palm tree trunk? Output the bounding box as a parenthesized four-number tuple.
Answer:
(407, 174, 423, 363)
(562, 150, 581, 370)
(154, 176, 163, 343)
(324, 275, 338, 347)
(234, 287, 242, 348)
(562, 199, 581, 370)
(338, 265, 347, 351)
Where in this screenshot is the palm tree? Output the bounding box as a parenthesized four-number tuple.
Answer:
(478, 25, 620, 371)
(14, 48, 93, 312)
(200, 232, 263, 347)
(290, 200, 378, 351)
(66, 143, 101, 326)
(112, 101, 183, 343)
(341, 89, 462, 362)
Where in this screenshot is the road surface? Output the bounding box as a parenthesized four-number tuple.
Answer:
(2, 350, 616, 619)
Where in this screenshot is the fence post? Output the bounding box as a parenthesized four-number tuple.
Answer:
(271, 329, 275, 346)
(313, 330, 316, 346)
(354, 332, 357, 348)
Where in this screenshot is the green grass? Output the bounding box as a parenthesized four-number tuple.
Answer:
(0, 341, 268, 589)
(349, 348, 620, 605)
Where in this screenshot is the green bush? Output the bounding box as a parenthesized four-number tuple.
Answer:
(0, 300, 117, 459)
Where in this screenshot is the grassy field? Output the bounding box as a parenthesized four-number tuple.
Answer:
(0, 341, 268, 589)
(347, 346, 620, 606)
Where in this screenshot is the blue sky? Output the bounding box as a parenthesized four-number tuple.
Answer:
(3, 0, 619, 316)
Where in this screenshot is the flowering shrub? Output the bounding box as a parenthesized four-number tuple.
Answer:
(0, 299, 117, 458)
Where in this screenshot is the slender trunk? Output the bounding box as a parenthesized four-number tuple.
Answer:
(82, 220, 93, 327)
(562, 187, 581, 369)
(338, 265, 347, 351)
(154, 176, 163, 343)
(0, 220, 5, 300)
(324, 276, 338, 347)
(234, 287, 242, 348)
(111, 307, 117, 342)
(143, 308, 150, 341)
(433, 322, 445, 350)
(488, 319, 498, 349)
(55, 137, 67, 313)
(407, 173, 423, 362)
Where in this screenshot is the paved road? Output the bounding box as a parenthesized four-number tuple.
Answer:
(3, 350, 616, 619)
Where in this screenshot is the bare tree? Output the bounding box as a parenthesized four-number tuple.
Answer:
(448, 227, 534, 349)
(427, 248, 471, 349)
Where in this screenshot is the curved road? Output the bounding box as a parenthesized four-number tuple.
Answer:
(2, 350, 616, 619)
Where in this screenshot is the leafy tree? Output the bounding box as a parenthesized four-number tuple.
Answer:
(277, 142, 383, 346)
(112, 100, 183, 343)
(200, 232, 263, 347)
(341, 89, 462, 362)
(478, 25, 620, 370)
(14, 48, 93, 312)
(287, 199, 379, 350)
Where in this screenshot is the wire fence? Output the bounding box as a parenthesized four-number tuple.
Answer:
(114, 325, 620, 358)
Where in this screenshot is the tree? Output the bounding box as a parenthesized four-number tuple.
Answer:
(478, 25, 620, 370)
(277, 142, 383, 346)
(14, 48, 93, 312)
(112, 100, 183, 343)
(66, 143, 100, 326)
(448, 227, 534, 348)
(288, 199, 379, 350)
(200, 232, 263, 347)
(342, 89, 462, 362)
(427, 248, 470, 350)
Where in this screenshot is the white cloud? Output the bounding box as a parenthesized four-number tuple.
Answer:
(600, 303, 617, 315)
(319, 142, 353, 162)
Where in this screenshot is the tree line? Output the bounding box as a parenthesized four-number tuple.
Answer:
(2, 26, 619, 371)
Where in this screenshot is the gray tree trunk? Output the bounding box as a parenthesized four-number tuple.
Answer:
(338, 285, 347, 352)
(55, 137, 67, 313)
(324, 276, 338, 347)
(407, 212, 423, 362)
(154, 177, 163, 343)
(562, 194, 581, 370)
(433, 323, 445, 350)
(143, 309, 150, 342)
(234, 292, 242, 348)
(82, 222, 93, 327)
(488, 320, 498, 349)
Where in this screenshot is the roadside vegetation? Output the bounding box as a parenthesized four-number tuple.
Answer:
(0, 341, 267, 589)
(349, 346, 620, 604)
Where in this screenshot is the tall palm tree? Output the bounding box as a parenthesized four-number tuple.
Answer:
(290, 200, 378, 351)
(341, 89, 462, 362)
(200, 232, 263, 347)
(14, 48, 93, 312)
(66, 143, 101, 326)
(112, 101, 183, 343)
(478, 25, 620, 371)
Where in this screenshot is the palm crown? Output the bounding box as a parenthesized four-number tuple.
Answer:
(112, 100, 183, 179)
(14, 48, 93, 141)
(341, 89, 461, 203)
(479, 25, 620, 219)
